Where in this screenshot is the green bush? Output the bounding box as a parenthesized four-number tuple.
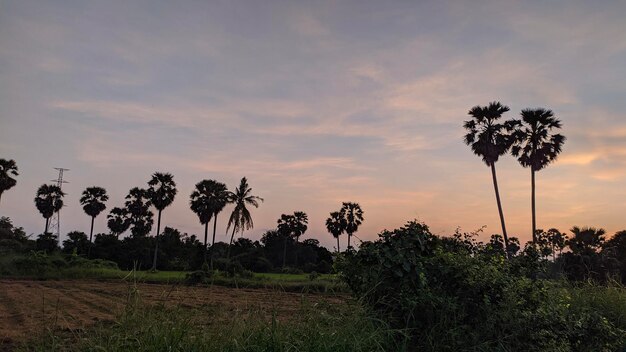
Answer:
(338, 220, 626, 351)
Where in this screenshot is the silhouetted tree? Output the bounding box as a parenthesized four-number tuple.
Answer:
(326, 211, 346, 253)
(147, 172, 177, 271)
(124, 187, 153, 237)
(107, 207, 130, 238)
(511, 108, 565, 242)
(277, 211, 308, 268)
(36, 232, 58, 252)
(340, 202, 363, 249)
(34, 184, 65, 234)
(62, 231, 90, 255)
(567, 226, 605, 256)
(190, 179, 229, 266)
(0, 158, 18, 207)
(547, 228, 567, 261)
(80, 186, 108, 257)
(463, 102, 518, 254)
(226, 177, 263, 259)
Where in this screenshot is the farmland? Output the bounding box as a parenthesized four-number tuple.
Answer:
(1, 278, 355, 350)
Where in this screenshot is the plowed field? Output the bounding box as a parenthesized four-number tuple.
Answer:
(0, 279, 346, 346)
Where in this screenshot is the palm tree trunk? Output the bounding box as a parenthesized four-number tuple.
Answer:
(347, 232, 352, 249)
(227, 226, 236, 260)
(151, 210, 162, 271)
(337, 236, 340, 253)
(490, 162, 510, 258)
(531, 168, 537, 243)
(203, 221, 209, 264)
(282, 236, 288, 269)
(88, 216, 95, 258)
(210, 215, 218, 270)
(45, 217, 50, 234)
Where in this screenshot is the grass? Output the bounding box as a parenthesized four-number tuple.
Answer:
(18, 281, 399, 352)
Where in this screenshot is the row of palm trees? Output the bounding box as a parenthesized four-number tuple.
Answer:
(463, 102, 565, 255)
(16, 167, 365, 270)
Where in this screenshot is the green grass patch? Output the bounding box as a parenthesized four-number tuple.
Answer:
(19, 287, 397, 352)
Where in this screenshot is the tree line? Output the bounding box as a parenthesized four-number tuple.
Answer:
(0, 161, 365, 272)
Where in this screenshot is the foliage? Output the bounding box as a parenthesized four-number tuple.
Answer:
(20, 291, 393, 352)
(338, 220, 626, 351)
(0, 158, 19, 201)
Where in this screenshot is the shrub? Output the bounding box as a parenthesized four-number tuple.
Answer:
(338, 220, 626, 351)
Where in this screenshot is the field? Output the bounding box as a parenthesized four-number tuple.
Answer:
(0, 278, 363, 351)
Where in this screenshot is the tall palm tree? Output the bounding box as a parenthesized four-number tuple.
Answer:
(511, 108, 565, 243)
(277, 211, 308, 268)
(340, 202, 363, 249)
(226, 177, 263, 259)
(34, 184, 65, 233)
(190, 179, 229, 265)
(463, 102, 518, 254)
(147, 172, 177, 271)
(326, 211, 346, 253)
(107, 207, 130, 238)
(0, 159, 19, 208)
(80, 186, 109, 257)
(124, 187, 153, 237)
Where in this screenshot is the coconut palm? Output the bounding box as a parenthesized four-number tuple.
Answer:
(147, 172, 177, 271)
(124, 187, 153, 237)
(190, 179, 229, 265)
(80, 186, 109, 257)
(277, 211, 308, 268)
(34, 184, 65, 233)
(511, 108, 565, 242)
(226, 177, 263, 259)
(107, 207, 130, 238)
(0, 159, 18, 207)
(326, 211, 346, 253)
(463, 102, 518, 254)
(340, 202, 363, 249)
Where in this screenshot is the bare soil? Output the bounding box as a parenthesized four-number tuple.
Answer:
(0, 279, 346, 346)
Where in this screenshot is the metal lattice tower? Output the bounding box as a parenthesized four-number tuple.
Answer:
(49, 168, 69, 237)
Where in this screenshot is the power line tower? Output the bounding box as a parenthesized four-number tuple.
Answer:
(49, 168, 69, 237)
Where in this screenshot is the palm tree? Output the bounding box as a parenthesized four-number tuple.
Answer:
(80, 186, 109, 257)
(34, 184, 65, 233)
(463, 102, 518, 255)
(107, 207, 130, 238)
(326, 211, 346, 253)
(190, 179, 229, 265)
(147, 172, 177, 271)
(567, 226, 605, 256)
(226, 177, 263, 259)
(511, 108, 565, 243)
(340, 202, 363, 249)
(277, 211, 308, 268)
(124, 187, 153, 237)
(0, 159, 18, 207)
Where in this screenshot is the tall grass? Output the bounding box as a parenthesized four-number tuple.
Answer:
(20, 283, 398, 351)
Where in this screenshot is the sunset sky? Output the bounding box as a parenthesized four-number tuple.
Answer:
(1, 0, 626, 249)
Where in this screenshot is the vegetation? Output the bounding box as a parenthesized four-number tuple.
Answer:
(226, 177, 263, 259)
(147, 172, 178, 271)
(2, 102, 626, 350)
(34, 184, 65, 234)
(0, 158, 18, 207)
(79, 186, 108, 257)
(511, 108, 565, 242)
(338, 220, 626, 351)
(463, 102, 517, 253)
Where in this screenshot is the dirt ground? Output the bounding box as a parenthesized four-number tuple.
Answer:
(0, 279, 346, 346)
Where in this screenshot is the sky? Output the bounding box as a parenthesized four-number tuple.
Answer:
(1, 0, 626, 249)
